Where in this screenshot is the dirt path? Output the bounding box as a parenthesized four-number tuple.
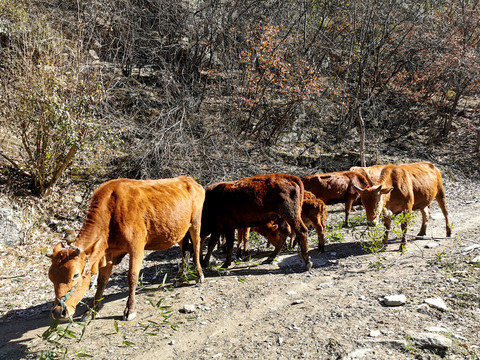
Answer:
(1, 179, 479, 360)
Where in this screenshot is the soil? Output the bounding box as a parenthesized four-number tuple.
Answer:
(1, 177, 480, 360)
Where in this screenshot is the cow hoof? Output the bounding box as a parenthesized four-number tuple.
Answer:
(263, 258, 274, 264)
(221, 262, 231, 269)
(81, 310, 95, 322)
(196, 274, 205, 284)
(306, 261, 313, 271)
(123, 309, 136, 321)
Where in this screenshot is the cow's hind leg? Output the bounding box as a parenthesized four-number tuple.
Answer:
(417, 207, 430, 238)
(436, 192, 452, 237)
(202, 232, 220, 267)
(289, 219, 311, 271)
(188, 223, 205, 283)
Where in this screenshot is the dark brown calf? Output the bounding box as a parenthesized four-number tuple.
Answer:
(200, 173, 312, 270)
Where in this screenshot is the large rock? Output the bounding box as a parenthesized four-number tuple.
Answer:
(407, 331, 452, 351)
(0, 200, 23, 246)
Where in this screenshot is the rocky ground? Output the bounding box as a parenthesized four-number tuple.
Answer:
(0, 175, 479, 360)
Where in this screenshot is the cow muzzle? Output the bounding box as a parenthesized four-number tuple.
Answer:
(51, 304, 73, 321)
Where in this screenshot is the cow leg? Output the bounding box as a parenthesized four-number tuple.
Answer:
(222, 229, 235, 269)
(83, 263, 113, 320)
(344, 199, 354, 227)
(124, 248, 144, 321)
(436, 193, 452, 237)
(417, 207, 430, 237)
(290, 220, 311, 271)
(313, 221, 326, 253)
(400, 217, 408, 251)
(382, 216, 391, 245)
(265, 220, 289, 263)
(188, 224, 205, 284)
(237, 228, 250, 259)
(202, 232, 220, 267)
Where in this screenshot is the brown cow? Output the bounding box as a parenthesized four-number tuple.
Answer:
(350, 164, 385, 185)
(353, 162, 451, 249)
(237, 191, 328, 256)
(200, 173, 312, 270)
(302, 171, 370, 226)
(48, 176, 205, 321)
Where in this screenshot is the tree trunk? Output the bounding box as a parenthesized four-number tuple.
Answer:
(356, 108, 366, 166)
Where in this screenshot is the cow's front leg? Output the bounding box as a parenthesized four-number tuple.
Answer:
(399, 218, 409, 251)
(124, 249, 144, 321)
(84, 262, 113, 320)
(382, 216, 391, 246)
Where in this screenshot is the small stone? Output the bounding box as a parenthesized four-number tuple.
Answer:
(425, 326, 449, 333)
(369, 330, 381, 337)
(183, 304, 196, 313)
(425, 242, 439, 248)
(469, 255, 480, 264)
(169, 340, 175, 345)
(462, 244, 480, 254)
(383, 295, 406, 306)
(278, 337, 284, 345)
(292, 299, 304, 305)
(287, 290, 297, 295)
(74, 195, 83, 203)
(425, 297, 448, 311)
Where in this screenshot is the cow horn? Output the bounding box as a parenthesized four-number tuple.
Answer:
(353, 184, 364, 193)
(46, 252, 53, 259)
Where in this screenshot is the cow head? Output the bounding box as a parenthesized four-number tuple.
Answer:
(48, 242, 92, 320)
(353, 184, 393, 225)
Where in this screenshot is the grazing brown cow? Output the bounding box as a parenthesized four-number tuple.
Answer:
(350, 164, 385, 185)
(237, 191, 328, 256)
(201, 173, 312, 270)
(353, 162, 451, 249)
(48, 176, 205, 321)
(302, 171, 370, 226)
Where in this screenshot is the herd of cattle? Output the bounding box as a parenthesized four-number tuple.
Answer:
(47, 162, 451, 321)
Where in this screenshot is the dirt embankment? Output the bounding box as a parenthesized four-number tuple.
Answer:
(0, 178, 479, 360)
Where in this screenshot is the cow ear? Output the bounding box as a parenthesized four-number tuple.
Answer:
(380, 186, 393, 195)
(53, 242, 64, 254)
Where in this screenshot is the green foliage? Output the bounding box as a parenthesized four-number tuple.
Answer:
(37, 317, 93, 360)
(0, 10, 104, 196)
(326, 222, 346, 243)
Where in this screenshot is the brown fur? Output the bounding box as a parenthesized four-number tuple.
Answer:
(48, 176, 205, 321)
(201, 173, 312, 270)
(302, 171, 370, 226)
(237, 191, 328, 256)
(354, 162, 451, 249)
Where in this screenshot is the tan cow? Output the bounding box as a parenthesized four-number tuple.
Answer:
(237, 191, 328, 256)
(353, 162, 451, 249)
(48, 176, 205, 321)
(200, 173, 312, 270)
(302, 171, 370, 226)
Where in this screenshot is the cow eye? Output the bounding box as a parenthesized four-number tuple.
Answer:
(73, 273, 80, 280)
